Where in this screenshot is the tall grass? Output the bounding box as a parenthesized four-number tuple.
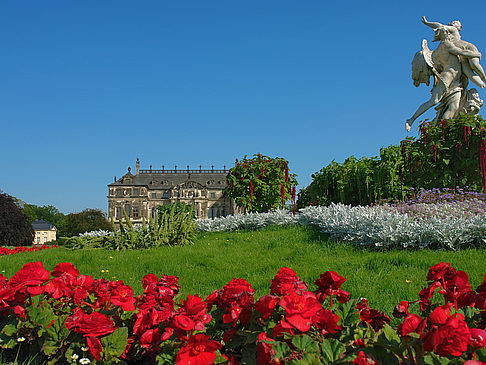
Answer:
(1, 225, 485, 316)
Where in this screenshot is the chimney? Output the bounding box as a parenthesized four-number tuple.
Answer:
(136, 158, 140, 175)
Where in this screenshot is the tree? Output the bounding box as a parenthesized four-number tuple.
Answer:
(63, 209, 111, 237)
(224, 153, 298, 213)
(23, 204, 67, 236)
(0, 192, 34, 246)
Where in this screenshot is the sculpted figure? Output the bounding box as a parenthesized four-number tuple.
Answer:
(421, 16, 486, 89)
(405, 17, 484, 132)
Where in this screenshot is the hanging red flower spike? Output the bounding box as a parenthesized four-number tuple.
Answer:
(440, 119, 448, 141)
(280, 184, 285, 208)
(479, 140, 486, 193)
(250, 180, 254, 210)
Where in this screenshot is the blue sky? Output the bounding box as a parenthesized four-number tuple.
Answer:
(1, 1, 485, 213)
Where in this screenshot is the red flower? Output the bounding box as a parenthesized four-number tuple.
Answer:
(210, 278, 255, 326)
(313, 308, 341, 335)
(423, 315, 471, 357)
(51, 262, 79, 278)
(392, 301, 409, 318)
(87, 336, 102, 361)
(8, 261, 50, 295)
(429, 305, 451, 325)
(255, 294, 279, 320)
(175, 294, 212, 332)
(470, 328, 486, 349)
(427, 262, 456, 282)
(257, 332, 277, 365)
(176, 334, 221, 365)
(314, 270, 350, 305)
(111, 282, 136, 311)
(139, 328, 161, 349)
(66, 308, 116, 337)
(279, 290, 321, 332)
(270, 267, 307, 296)
(353, 351, 377, 365)
(399, 314, 426, 337)
(356, 299, 390, 331)
(273, 319, 295, 337)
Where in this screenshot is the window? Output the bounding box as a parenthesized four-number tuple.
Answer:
(201, 191, 206, 197)
(162, 191, 169, 198)
(43, 237, 47, 243)
(210, 192, 216, 198)
(151, 193, 157, 199)
(115, 207, 122, 218)
(151, 208, 157, 219)
(124, 178, 131, 184)
(133, 188, 140, 196)
(132, 206, 140, 218)
(116, 189, 123, 196)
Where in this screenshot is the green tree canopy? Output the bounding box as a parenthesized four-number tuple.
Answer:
(63, 208, 111, 237)
(0, 192, 34, 246)
(224, 153, 298, 213)
(22, 204, 67, 236)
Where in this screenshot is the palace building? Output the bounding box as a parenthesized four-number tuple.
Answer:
(108, 158, 238, 222)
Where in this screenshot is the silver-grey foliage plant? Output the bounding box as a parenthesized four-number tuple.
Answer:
(196, 203, 486, 250)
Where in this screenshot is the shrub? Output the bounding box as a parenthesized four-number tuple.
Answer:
(401, 114, 486, 191)
(62, 209, 112, 238)
(224, 153, 298, 213)
(157, 201, 195, 219)
(64, 204, 196, 249)
(300, 145, 404, 208)
(0, 192, 34, 246)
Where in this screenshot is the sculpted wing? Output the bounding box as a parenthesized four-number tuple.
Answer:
(411, 40, 434, 87)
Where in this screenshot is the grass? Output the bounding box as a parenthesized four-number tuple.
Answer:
(1, 225, 486, 316)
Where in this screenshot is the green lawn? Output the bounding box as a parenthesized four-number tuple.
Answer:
(1, 225, 485, 316)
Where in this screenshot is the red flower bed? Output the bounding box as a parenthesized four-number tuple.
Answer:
(0, 244, 58, 257)
(1, 262, 486, 364)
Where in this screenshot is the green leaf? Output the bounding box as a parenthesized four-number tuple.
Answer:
(423, 353, 451, 365)
(1, 323, 18, 336)
(46, 314, 70, 342)
(292, 335, 319, 353)
(101, 327, 128, 358)
(320, 338, 345, 363)
(42, 340, 59, 356)
(382, 323, 400, 343)
(271, 341, 291, 360)
(214, 350, 228, 364)
(288, 353, 321, 365)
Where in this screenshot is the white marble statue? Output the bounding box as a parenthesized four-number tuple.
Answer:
(405, 17, 484, 132)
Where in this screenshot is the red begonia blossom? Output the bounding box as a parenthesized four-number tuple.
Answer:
(423, 314, 471, 357)
(176, 334, 221, 365)
(255, 294, 279, 320)
(279, 290, 321, 332)
(399, 314, 426, 337)
(257, 332, 277, 365)
(313, 308, 341, 335)
(270, 267, 307, 296)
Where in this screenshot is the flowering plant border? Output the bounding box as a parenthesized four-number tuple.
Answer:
(1, 261, 486, 364)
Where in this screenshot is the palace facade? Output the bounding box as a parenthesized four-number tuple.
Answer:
(108, 159, 238, 222)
